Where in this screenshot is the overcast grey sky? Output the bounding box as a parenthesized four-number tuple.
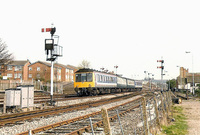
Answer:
(1, 0, 200, 80)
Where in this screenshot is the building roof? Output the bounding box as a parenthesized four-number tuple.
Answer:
(67, 64, 78, 71)
(8, 60, 30, 66)
(55, 63, 76, 70)
(27, 61, 78, 71)
(29, 61, 61, 69)
(29, 61, 51, 67)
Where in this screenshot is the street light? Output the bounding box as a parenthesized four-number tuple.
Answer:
(177, 66, 182, 90)
(149, 73, 154, 91)
(114, 65, 118, 75)
(144, 71, 148, 80)
(185, 51, 195, 95)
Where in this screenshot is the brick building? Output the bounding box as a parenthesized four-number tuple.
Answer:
(54, 63, 74, 82)
(0, 60, 30, 81)
(28, 61, 62, 82)
(0, 60, 77, 83)
(177, 67, 200, 90)
(28, 61, 75, 82)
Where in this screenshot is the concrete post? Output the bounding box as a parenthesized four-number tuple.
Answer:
(101, 108, 112, 135)
(141, 97, 149, 135)
(160, 92, 167, 125)
(154, 95, 161, 129)
(3, 94, 6, 114)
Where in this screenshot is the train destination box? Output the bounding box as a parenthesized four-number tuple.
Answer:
(5, 88, 21, 107)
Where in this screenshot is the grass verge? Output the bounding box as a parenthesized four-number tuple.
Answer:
(161, 106, 188, 135)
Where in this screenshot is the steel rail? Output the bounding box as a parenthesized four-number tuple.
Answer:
(16, 96, 143, 135)
(0, 92, 141, 126)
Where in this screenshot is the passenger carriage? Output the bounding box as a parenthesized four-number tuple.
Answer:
(74, 68, 142, 96)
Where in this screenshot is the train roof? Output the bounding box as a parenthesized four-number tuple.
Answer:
(75, 68, 143, 82)
(75, 68, 116, 75)
(75, 68, 95, 73)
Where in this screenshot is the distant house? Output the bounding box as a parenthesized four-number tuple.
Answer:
(0, 60, 31, 81)
(28, 61, 61, 82)
(0, 59, 77, 83)
(54, 63, 75, 82)
(67, 64, 79, 72)
(28, 61, 76, 82)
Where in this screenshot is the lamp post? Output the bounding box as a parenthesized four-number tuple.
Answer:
(144, 71, 148, 80)
(185, 51, 195, 95)
(177, 66, 182, 90)
(114, 65, 118, 75)
(148, 73, 154, 91)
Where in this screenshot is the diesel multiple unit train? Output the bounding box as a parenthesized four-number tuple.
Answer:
(74, 68, 143, 96)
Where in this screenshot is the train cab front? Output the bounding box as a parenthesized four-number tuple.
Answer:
(74, 70, 95, 96)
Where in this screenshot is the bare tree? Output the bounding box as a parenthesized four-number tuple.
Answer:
(78, 60, 91, 69)
(0, 38, 14, 66)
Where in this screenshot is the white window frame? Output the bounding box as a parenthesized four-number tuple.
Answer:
(7, 73, 12, 78)
(29, 74, 32, 78)
(7, 65, 12, 70)
(37, 67, 40, 71)
(18, 73, 22, 78)
(14, 73, 17, 79)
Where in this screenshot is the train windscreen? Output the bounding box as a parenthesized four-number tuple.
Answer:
(75, 73, 93, 82)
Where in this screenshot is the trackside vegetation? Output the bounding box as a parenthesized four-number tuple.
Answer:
(161, 106, 188, 135)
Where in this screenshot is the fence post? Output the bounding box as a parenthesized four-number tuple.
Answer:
(153, 95, 161, 130)
(160, 92, 167, 125)
(89, 117, 94, 135)
(168, 90, 172, 111)
(116, 109, 124, 135)
(141, 97, 149, 135)
(101, 108, 112, 135)
(3, 94, 6, 114)
(164, 92, 169, 117)
(28, 130, 32, 135)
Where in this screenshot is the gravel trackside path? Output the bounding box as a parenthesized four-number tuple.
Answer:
(178, 99, 200, 135)
(0, 93, 141, 135)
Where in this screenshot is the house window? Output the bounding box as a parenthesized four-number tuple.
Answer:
(66, 69, 69, 73)
(15, 66, 22, 71)
(14, 74, 17, 78)
(58, 75, 61, 81)
(18, 73, 22, 78)
(7, 65, 12, 70)
(7, 73, 12, 78)
(29, 67, 32, 71)
(37, 67, 40, 71)
(71, 75, 73, 81)
(29, 74, 32, 78)
(15, 66, 18, 71)
(36, 73, 40, 78)
(58, 69, 61, 73)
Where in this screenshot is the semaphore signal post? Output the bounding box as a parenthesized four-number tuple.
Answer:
(42, 26, 63, 105)
(157, 60, 164, 92)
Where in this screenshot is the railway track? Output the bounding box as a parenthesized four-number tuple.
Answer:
(17, 95, 144, 135)
(0, 92, 142, 126)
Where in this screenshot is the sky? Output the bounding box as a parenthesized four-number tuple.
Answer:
(1, 0, 200, 80)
